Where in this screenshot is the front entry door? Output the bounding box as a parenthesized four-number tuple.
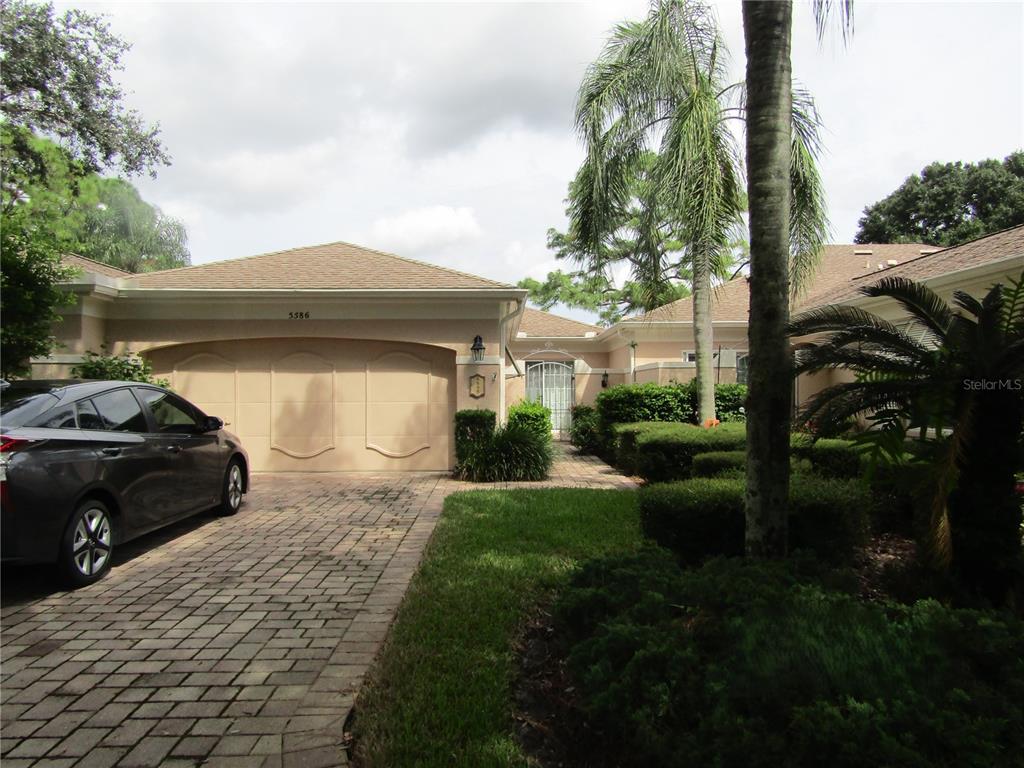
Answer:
(525, 361, 574, 439)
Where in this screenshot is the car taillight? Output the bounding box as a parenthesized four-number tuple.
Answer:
(0, 435, 33, 488)
(0, 435, 31, 453)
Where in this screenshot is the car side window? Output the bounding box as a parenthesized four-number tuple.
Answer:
(29, 406, 78, 429)
(90, 389, 149, 433)
(76, 400, 104, 431)
(136, 389, 202, 433)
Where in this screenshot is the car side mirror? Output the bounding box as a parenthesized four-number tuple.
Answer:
(204, 416, 225, 432)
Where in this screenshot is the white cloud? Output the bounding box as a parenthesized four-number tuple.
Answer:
(367, 206, 483, 255)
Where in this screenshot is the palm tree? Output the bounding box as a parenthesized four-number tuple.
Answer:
(741, 0, 852, 559)
(570, 0, 827, 427)
(790, 274, 1024, 604)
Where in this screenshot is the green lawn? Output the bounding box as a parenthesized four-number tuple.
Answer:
(352, 488, 642, 767)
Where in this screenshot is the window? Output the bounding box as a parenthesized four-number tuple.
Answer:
(136, 388, 201, 432)
(0, 389, 59, 427)
(76, 400, 104, 430)
(683, 351, 697, 364)
(90, 389, 149, 433)
(29, 406, 77, 429)
(736, 354, 749, 385)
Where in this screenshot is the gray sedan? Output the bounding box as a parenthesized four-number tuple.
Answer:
(1, 380, 249, 586)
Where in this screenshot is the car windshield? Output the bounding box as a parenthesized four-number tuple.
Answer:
(0, 388, 60, 428)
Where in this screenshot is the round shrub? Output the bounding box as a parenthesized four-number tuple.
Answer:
(507, 399, 552, 442)
(569, 404, 602, 454)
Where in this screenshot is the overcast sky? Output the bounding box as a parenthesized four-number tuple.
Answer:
(65, 0, 1023, 320)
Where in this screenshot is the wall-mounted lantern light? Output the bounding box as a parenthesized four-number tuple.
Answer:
(471, 335, 485, 363)
(601, 371, 609, 388)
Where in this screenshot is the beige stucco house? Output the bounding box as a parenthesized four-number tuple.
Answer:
(41, 226, 1023, 472)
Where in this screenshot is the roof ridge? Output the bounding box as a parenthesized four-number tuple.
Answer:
(524, 306, 600, 331)
(134, 240, 511, 287)
(333, 240, 511, 288)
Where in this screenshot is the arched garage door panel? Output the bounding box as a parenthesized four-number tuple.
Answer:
(146, 339, 455, 471)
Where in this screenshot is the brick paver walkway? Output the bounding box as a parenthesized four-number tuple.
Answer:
(1, 446, 635, 767)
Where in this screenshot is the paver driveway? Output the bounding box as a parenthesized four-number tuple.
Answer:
(1, 472, 452, 768)
(1, 447, 635, 767)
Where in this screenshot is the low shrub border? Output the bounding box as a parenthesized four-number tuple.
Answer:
(639, 475, 870, 565)
(632, 422, 747, 482)
(691, 449, 746, 477)
(593, 381, 749, 455)
(456, 424, 552, 482)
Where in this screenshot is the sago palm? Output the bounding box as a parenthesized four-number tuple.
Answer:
(570, 0, 828, 425)
(790, 273, 1024, 603)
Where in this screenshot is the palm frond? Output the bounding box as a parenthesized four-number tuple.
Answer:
(860, 277, 954, 340)
(999, 271, 1024, 336)
(794, 345, 925, 378)
(811, 0, 854, 44)
(789, 303, 903, 337)
(788, 87, 829, 297)
(796, 379, 925, 434)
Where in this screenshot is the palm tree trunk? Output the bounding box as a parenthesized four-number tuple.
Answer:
(692, 254, 716, 423)
(742, 0, 793, 559)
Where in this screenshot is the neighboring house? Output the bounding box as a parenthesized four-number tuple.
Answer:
(42, 228, 1023, 471)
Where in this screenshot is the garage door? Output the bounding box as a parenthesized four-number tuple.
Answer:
(146, 339, 456, 471)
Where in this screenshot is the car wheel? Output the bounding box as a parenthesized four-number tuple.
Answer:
(60, 499, 114, 588)
(218, 459, 245, 516)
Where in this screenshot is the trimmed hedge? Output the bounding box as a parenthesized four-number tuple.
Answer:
(455, 424, 552, 482)
(594, 381, 748, 453)
(569, 405, 601, 454)
(554, 553, 1024, 768)
(692, 450, 746, 478)
(633, 422, 747, 482)
(454, 409, 496, 466)
(507, 399, 552, 442)
(791, 437, 864, 479)
(639, 475, 870, 565)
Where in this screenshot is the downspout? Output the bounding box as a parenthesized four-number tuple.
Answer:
(498, 299, 524, 424)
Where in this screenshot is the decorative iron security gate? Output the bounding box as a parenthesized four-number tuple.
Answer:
(525, 361, 574, 438)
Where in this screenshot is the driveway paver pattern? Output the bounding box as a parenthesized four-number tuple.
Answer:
(1, 446, 635, 767)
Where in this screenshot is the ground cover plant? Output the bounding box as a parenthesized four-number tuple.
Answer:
(554, 551, 1024, 768)
(351, 489, 642, 767)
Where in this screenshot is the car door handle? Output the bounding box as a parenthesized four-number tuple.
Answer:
(101, 447, 121, 456)
(166, 445, 182, 453)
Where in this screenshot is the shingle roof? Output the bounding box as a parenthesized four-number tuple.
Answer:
(813, 226, 1024, 306)
(61, 254, 133, 280)
(627, 243, 936, 323)
(129, 241, 512, 290)
(517, 307, 600, 337)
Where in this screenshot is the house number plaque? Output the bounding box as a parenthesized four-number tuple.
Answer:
(469, 373, 485, 399)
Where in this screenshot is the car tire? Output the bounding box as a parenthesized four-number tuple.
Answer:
(218, 459, 245, 516)
(60, 499, 114, 588)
